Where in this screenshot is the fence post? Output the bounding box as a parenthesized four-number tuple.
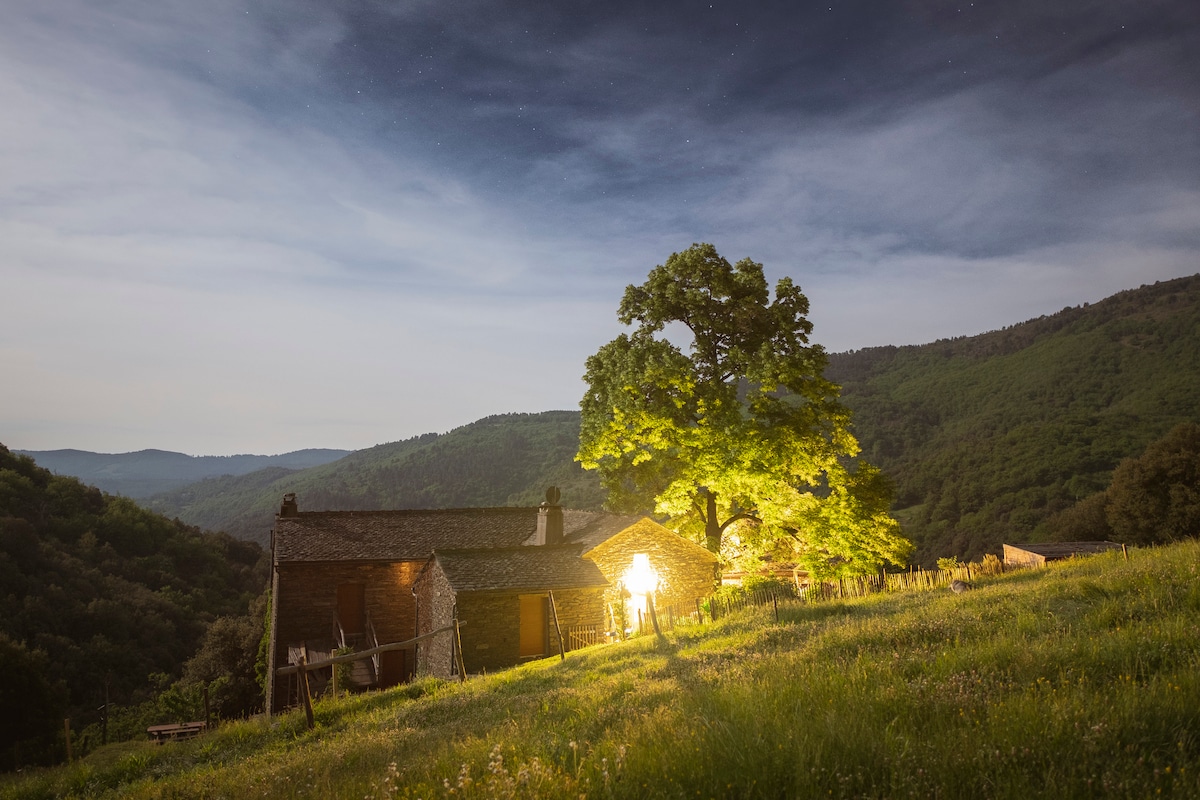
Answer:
(773, 593, 779, 622)
(297, 656, 315, 731)
(696, 598, 704, 624)
(63, 719, 72, 763)
(453, 617, 467, 682)
(548, 591, 566, 661)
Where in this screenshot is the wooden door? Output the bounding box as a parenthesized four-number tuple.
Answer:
(518, 594, 547, 658)
(336, 584, 365, 635)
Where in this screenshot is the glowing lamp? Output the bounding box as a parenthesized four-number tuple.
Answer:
(623, 553, 659, 597)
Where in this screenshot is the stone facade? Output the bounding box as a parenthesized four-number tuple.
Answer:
(268, 560, 421, 712)
(428, 588, 604, 677)
(584, 518, 719, 614)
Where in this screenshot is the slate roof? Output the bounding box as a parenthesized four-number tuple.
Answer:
(273, 507, 539, 562)
(561, 510, 647, 553)
(429, 545, 610, 593)
(272, 506, 652, 563)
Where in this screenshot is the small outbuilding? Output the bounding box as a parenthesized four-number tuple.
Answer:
(1002, 541, 1124, 568)
(412, 544, 609, 678)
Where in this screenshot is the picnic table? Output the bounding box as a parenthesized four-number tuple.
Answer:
(147, 721, 206, 743)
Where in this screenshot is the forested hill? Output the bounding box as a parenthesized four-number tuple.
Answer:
(144, 411, 606, 545)
(132, 275, 1199, 565)
(825, 273, 1200, 564)
(0, 444, 267, 765)
(15, 447, 352, 498)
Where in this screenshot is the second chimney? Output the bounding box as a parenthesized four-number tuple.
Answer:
(535, 486, 563, 545)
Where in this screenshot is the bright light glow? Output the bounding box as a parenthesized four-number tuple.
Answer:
(623, 553, 659, 596)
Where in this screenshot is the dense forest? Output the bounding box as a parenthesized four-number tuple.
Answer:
(0, 445, 268, 768)
(825, 274, 1200, 563)
(143, 411, 604, 545)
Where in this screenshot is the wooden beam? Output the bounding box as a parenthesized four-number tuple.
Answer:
(275, 625, 460, 677)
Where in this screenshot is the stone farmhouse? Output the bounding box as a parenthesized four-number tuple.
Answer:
(266, 489, 718, 714)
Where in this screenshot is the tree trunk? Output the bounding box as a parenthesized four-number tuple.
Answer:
(704, 489, 721, 553)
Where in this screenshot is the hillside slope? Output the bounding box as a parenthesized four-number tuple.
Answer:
(5, 541, 1199, 798)
(827, 273, 1200, 563)
(145, 411, 605, 544)
(15, 448, 352, 498)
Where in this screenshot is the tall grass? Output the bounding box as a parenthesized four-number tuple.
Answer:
(5, 541, 1199, 799)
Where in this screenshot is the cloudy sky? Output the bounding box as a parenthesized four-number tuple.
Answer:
(3, 0, 1198, 456)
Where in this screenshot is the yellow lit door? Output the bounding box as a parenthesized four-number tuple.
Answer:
(519, 595, 547, 658)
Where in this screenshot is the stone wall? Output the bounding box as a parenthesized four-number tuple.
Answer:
(451, 588, 605, 676)
(413, 564, 457, 678)
(270, 560, 422, 712)
(586, 519, 719, 616)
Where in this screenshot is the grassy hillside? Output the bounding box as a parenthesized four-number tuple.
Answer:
(145, 412, 606, 545)
(5, 541, 1199, 798)
(15, 449, 352, 499)
(826, 274, 1200, 565)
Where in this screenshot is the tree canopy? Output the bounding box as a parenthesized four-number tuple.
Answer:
(577, 243, 912, 577)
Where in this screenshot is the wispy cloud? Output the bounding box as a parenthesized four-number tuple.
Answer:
(2, 0, 1197, 453)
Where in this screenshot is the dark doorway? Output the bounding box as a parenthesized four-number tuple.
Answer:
(336, 584, 365, 635)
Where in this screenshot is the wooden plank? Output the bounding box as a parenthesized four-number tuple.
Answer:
(275, 625, 459, 676)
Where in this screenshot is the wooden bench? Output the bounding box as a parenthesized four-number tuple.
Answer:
(147, 722, 206, 744)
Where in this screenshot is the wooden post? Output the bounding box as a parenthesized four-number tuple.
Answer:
(1122, 544, 1129, 561)
(203, 683, 211, 730)
(102, 676, 110, 746)
(646, 593, 664, 640)
(637, 608, 644, 634)
(773, 593, 779, 623)
(547, 591, 566, 662)
(695, 598, 704, 624)
(297, 656, 315, 731)
(452, 618, 467, 682)
(63, 718, 72, 762)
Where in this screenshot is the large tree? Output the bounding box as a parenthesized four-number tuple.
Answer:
(577, 243, 911, 577)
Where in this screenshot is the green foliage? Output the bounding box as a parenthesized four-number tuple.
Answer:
(578, 243, 909, 575)
(936, 555, 962, 571)
(1046, 421, 1200, 546)
(0, 443, 268, 767)
(6, 541, 1200, 799)
(1106, 421, 1200, 544)
(0, 633, 65, 768)
(827, 273, 1200, 564)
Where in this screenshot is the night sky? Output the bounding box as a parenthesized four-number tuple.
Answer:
(4, 0, 1198, 454)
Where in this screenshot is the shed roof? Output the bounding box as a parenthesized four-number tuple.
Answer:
(428, 545, 610, 593)
(1004, 541, 1124, 560)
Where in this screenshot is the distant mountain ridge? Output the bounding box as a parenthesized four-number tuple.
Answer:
(143, 411, 604, 545)
(15, 447, 353, 498)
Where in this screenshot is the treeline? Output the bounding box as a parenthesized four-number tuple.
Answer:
(0, 444, 269, 768)
(826, 274, 1200, 564)
(145, 411, 606, 544)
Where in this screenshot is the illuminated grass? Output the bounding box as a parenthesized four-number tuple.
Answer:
(4, 540, 1199, 799)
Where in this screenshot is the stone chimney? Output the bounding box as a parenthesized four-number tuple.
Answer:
(279, 493, 298, 517)
(534, 486, 563, 545)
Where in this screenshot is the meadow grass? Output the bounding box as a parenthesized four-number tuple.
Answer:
(4, 540, 1198, 799)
